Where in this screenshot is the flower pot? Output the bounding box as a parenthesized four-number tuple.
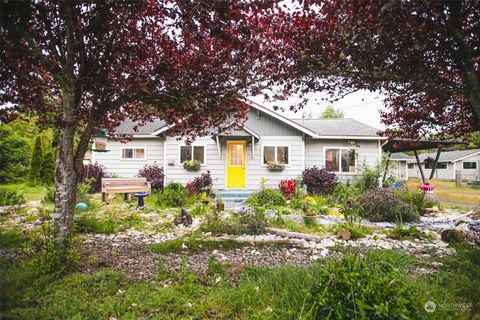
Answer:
(267, 166, 285, 171)
(184, 164, 200, 171)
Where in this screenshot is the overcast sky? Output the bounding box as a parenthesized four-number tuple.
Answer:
(249, 90, 387, 130)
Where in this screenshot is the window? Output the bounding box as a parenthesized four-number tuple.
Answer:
(463, 162, 477, 169)
(229, 144, 244, 166)
(121, 148, 146, 160)
(408, 163, 415, 169)
(262, 145, 289, 165)
(325, 148, 356, 173)
(424, 162, 447, 169)
(180, 145, 205, 164)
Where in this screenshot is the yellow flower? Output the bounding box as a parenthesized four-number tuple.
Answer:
(305, 196, 315, 203)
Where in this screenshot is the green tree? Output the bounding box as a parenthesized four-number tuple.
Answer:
(0, 125, 31, 183)
(41, 150, 56, 184)
(28, 136, 43, 184)
(320, 106, 345, 119)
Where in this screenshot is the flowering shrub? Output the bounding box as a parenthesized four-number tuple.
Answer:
(137, 162, 164, 190)
(301, 166, 338, 195)
(358, 188, 419, 222)
(82, 162, 107, 193)
(279, 179, 296, 199)
(188, 171, 212, 194)
(246, 188, 286, 207)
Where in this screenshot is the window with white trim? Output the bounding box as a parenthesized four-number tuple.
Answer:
(121, 148, 146, 160)
(263, 146, 289, 165)
(463, 162, 477, 169)
(325, 148, 356, 173)
(408, 163, 415, 169)
(180, 145, 206, 164)
(424, 162, 447, 169)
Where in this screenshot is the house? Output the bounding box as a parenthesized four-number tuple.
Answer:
(390, 149, 480, 181)
(92, 100, 383, 189)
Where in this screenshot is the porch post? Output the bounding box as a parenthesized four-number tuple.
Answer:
(413, 149, 426, 182)
(429, 147, 443, 180)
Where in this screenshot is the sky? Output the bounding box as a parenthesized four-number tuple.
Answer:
(249, 90, 387, 130)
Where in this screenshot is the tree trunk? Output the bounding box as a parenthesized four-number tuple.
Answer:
(52, 91, 79, 248)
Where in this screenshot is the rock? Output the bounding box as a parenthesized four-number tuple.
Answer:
(27, 207, 40, 215)
(173, 216, 183, 226)
(336, 228, 351, 241)
(441, 229, 464, 243)
(181, 209, 193, 226)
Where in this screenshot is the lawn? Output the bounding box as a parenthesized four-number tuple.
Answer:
(406, 178, 480, 205)
(0, 183, 47, 202)
(1, 177, 479, 319)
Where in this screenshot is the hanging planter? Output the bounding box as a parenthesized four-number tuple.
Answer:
(183, 160, 201, 171)
(267, 161, 285, 171)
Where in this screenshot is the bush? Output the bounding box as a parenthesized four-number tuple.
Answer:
(28, 136, 43, 184)
(137, 162, 164, 190)
(40, 150, 55, 185)
(21, 226, 80, 276)
(397, 191, 439, 216)
(187, 171, 213, 194)
(279, 179, 296, 199)
(155, 182, 196, 208)
(0, 188, 26, 206)
(42, 186, 55, 204)
(358, 188, 419, 222)
(301, 166, 337, 195)
(245, 188, 286, 207)
(82, 162, 106, 193)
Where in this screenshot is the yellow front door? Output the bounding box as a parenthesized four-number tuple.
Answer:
(227, 141, 246, 188)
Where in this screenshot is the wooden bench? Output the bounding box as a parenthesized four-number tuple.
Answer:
(101, 178, 151, 202)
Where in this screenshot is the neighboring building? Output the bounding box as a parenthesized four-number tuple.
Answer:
(93, 100, 383, 189)
(390, 149, 480, 181)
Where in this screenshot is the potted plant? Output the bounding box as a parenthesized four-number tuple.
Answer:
(267, 161, 286, 171)
(183, 159, 201, 171)
(302, 197, 317, 226)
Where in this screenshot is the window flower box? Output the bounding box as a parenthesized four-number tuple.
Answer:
(267, 161, 285, 171)
(183, 160, 201, 171)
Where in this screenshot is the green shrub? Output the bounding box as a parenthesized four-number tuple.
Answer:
(42, 186, 55, 204)
(155, 182, 196, 208)
(388, 226, 433, 240)
(28, 136, 43, 184)
(332, 223, 373, 239)
(358, 188, 419, 222)
(40, 150, 55, 184)
(21, 226, 81, 276)
(397, 191, 439, 215)
(75, 214, 117, 234)
(0, 188, 26, 206)
(0, 230, 27, 249)
(245, 188, 286, 207)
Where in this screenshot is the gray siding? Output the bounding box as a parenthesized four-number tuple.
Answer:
(244, 109, 301, 136)
(304, 138, 380, 183)
(407, 162, 454, 180)
(458, 154, 480, 180)
(93, 137, 164, 177)
(247, 136, 304, 189)
(163, 136, 225, 188)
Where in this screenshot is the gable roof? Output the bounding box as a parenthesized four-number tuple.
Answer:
(109, 100, 381, 140)
(112, 118, 167, 135)
(412, 148, 480, 163)
(390, 148, 480, 163)
(390, 152, 412, 161)
(293, 118, 381, 139)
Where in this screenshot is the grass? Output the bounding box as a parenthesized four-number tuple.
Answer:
(0, 230, 27, 249)
(2, 246, 478, 319)
(387, 225, 433, 240)
(406, 178, 480, 205)
(0, 183, 46, 202)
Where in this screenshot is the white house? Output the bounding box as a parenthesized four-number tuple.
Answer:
(93, 101, 383, 189)
(390, 149, 480, 181)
